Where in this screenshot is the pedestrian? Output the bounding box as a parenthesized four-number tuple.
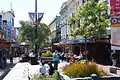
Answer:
(9, 50, 13, 64)
(53, 50, 60, 70)
(111, 50, 117, 66)
(78, 51, 83, 59)
(60, 52, 65, 62)
(39, 61, 47, 75)
(48, 62, 55, 75)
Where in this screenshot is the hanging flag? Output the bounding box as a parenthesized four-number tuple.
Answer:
(28, 12, 35, 21)
(38, 13, 44, 22)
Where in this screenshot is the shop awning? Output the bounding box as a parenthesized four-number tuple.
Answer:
(59, 39, 92, 45)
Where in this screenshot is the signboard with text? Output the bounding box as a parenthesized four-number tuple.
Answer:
(0, 43, 11, 47)
(110, 0, 120, 16)
(111, 0, 120, 49)
(111, 17, 120, 27)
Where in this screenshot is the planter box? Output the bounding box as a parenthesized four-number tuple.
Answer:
(105, 66, 117, 74)
(59, 71, 120, 80)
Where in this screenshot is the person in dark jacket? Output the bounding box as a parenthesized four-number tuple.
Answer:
(48, 62, 55, 75)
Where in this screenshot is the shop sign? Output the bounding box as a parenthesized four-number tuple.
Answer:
(0, 43, 11, 47)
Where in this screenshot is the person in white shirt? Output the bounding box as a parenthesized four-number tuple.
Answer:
(39, 61, 47, 75)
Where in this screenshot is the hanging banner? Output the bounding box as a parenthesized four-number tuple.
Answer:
(38, 13, 44, 22)
(28, 12, 44, 23)
(28, 12, 35, 21)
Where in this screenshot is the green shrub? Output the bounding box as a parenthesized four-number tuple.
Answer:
(31, 71, 65, 80)
(62, 61, 108, 78)
(41, 51, 53, 57)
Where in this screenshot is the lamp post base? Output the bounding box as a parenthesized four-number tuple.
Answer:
(29, 56, 39, 65)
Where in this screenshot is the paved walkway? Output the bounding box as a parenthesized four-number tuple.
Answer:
(3, 61, 66, 80)
(3, 62, 40, 80)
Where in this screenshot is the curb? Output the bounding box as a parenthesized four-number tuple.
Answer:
(0, 63, 16, 80)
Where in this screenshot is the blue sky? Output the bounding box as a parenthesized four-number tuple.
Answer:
(0, 0, 67, 27)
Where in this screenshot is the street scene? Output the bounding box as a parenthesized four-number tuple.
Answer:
(0, 0, 120, 80)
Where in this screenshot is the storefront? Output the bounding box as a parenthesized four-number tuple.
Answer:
(0, 42, 11, 68)
(54, 37, 111, 65)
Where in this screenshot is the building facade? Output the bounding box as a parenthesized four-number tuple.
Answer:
(0, 10, 15, 68)
(59, 0, 84, 42)
(49, 16, 61, 44)
(0, 10, 15, 42)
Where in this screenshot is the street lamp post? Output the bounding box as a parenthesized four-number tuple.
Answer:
(35, 0, 38, 58)
(29, 0, 44, 65)
(30, 0, 38, 65)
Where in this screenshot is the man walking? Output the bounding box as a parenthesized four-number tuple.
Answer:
(53, 50, 60, 70)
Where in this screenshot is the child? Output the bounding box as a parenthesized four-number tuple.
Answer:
(39, 61, 47, 75)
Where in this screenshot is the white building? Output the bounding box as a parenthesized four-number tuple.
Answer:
(60, 1, 68, 41)
(60, 0, 84, 42)
(49, 18, 57, 43)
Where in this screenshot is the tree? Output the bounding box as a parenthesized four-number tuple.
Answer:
(68, 0, 111, 39)
(68, 0, 111, 52)
(19, 21, 50, 48)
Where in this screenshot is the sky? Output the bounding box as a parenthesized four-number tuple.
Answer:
(0, 0, 67, 27)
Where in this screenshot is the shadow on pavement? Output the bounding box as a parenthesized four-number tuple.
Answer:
(0, 63, 16, 80)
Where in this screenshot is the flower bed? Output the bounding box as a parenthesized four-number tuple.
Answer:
(40, 51, 53, 63)
(41, 51, 52, 57)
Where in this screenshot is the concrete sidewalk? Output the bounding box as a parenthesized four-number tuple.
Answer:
(3, 61, 63, 80)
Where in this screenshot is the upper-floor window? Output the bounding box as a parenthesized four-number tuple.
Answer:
(3, 20, 7, 25)
(82, 0, 85, 3)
